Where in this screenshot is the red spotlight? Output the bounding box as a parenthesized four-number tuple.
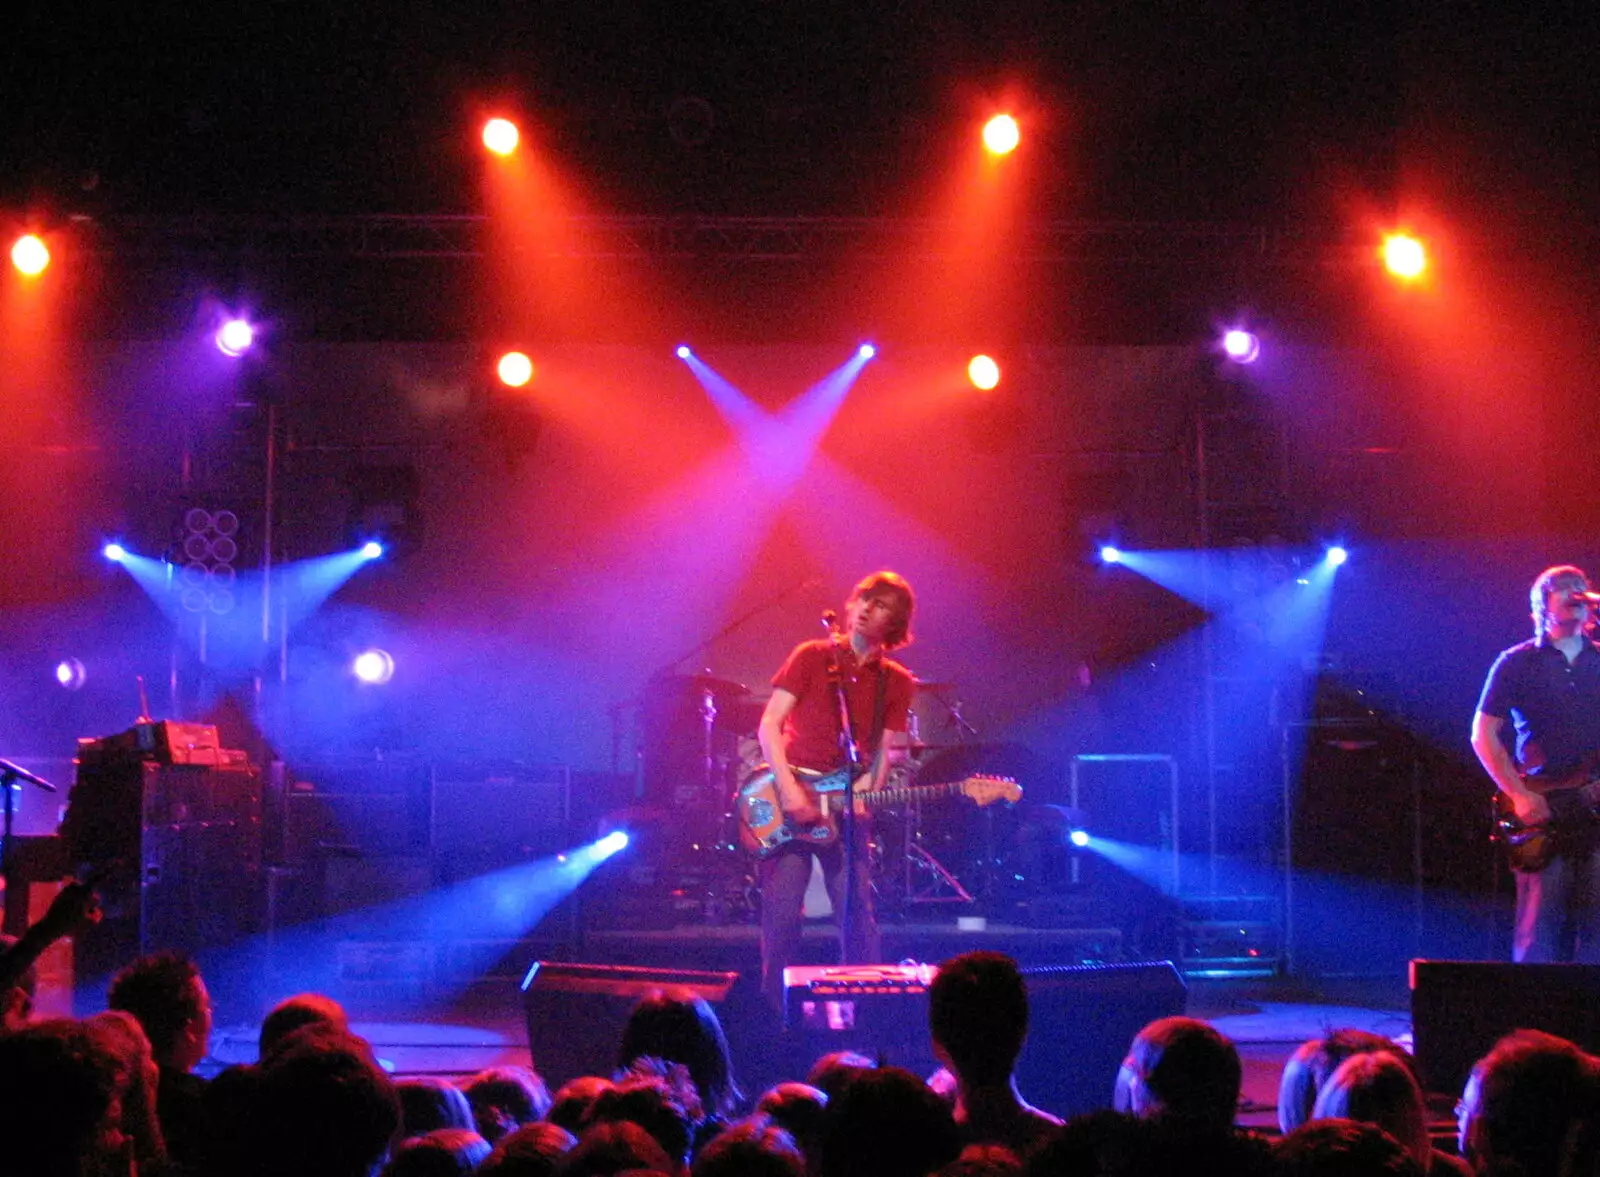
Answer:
(11, 234, 49, 277)
(483, 118, 520, 156)
(1382, 233, 1427, 281)
(967, 354, 1001, 390)
(498, 351, 534, 388)
(982, 115, 1020, 156)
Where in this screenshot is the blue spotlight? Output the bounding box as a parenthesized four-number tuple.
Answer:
(675, 345, 692, 360)
(359, 541, 384, 561)
(596, 830, 630, 857)
(1069, 828, 1091, 849)
(352, 649, 395, 684)
(1099, 545, 1122, 565)
(102, 542, 127, 563)
(1221, 329, 1261, 364)
(216, 318, 255, 358)
(56, 658, 86, 691)
(857, 343, 877, 360)
(1326, 545, 1349, 567)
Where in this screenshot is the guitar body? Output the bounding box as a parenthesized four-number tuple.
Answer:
(736, 767, 1023, 859)
(736, 767, 850, 858)
(1493, 762, 1600, 873)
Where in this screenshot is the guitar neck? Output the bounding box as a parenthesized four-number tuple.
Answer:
(861, 779, 969, 809)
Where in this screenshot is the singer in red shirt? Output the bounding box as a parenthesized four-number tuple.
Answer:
(754, 571, 917, 1014)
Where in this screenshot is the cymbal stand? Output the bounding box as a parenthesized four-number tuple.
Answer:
(892, 761, 974, 907)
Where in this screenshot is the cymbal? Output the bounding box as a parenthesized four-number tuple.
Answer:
(669, 672, 751, 697)
(911, 678, 956, 692)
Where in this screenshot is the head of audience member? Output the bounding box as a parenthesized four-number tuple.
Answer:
(549, 1076, 618, 1136)
(260, 992, 350, 1058)
(617, 1056, 706, 1123)
(617, 989, 741, 1118)
(805, 1051, 877, 1103)
(463, 1065, 553, 1144)
(817, 1065, 961, 1177)
(928, 951, 1030, 1090)
(0, 1017, 125, 1177)
(251, 1024, 402, 1177)
(382, 1127, 494, 1177)
(585, 1074, 696, 1169)
(397, 1076, 477, 1138)
(1277, 1029, 1414, 1135)
(0, 932, 37, 1032)
(691, 1118, 805, 1177)
(1274, 1117, 1424, 1177)
(106, 950, 213, 1073)
(1113, 1016, 1241, 1133)
(934, 1143, 1022, 1176)
(84, 1009, 166, 1168)
(1458, 1028, 1600, 1177)
(556, 1120, 674, 1177)
(1310, 1051, 1429, 1171)
(480, 1121, 578, 1177)
(753, 1083, 827, 1165)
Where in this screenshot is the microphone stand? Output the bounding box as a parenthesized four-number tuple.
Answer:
(823, 623, 865, 966)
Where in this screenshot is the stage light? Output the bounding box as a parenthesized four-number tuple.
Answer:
(102, 542, 127, 563)
(482, 118, 520, 156)
(55, 659, 86, 691)
(675, 345, 692, 360)
(359, 541, 384, 560)
(982, 114, 1020, 156)
(1069, 828, 1091, 849)
(497, 351, 534, 388)
(1221, 329, 1261, 364)
(1382, 234, 1427, 280)
(1326, 545, 1349, 567)
(11, 234, 49, 277)
(352, 649, 395, 684)
(967, 354, 1001, 390)
(857, 343, 876, 360)
(216, 319, 254, 357)
(596, 830, 630, 857)
(1099, 545, 1122, 565)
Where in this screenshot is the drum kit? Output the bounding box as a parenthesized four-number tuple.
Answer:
(627, 670, 1004, 924)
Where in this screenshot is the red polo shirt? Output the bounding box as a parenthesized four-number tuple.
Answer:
(772, 638, 914, 772)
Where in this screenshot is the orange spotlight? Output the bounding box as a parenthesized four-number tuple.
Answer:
(10, 234, 49, 277)
(967, 354, 1001, 390)
(1382, 233, 1427, 281)
(497, 351, 534, 388)
(482, 117, 520, 156)
(982, 115, 1020, 156)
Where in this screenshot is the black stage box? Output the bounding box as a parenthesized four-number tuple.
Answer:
(520, 961, 740, 1090)
(1410, 960, 1600, 1098)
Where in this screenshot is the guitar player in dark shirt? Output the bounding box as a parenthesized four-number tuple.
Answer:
(753, 571, 916, 1014)
(1472, 564, 1600, 962)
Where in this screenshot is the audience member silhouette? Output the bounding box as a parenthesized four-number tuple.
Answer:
(84, 1008, 167, 1171)
(816, 1064, 962, 1177)
(1275, 1117, 1424, 1177)
(1457, 1028, 1600, 1177)
(0, 1017, 124, 1177)
(1277, 1029, 1415, 1135)
(464, 1065, 554, 1145)
(804, 1051, 876, 1103)
(249, 1024, 402, 1177)
(107, 950, 214, 1169)
(258, 991, 350, 1057)
(690, 1118, 805, 1177)
(555, 1120, 675, 1177)
(617, 989, 742, 1119)
(549, 1076, 618, 1135)
(479, 1122, 578, 1177)
(753, 1082, 828, 1168)
(381, 1126, 494, 1177)
(927, 951, 1061, 1155)
(584, 1073, 697, 1169)
(1312, 1051, 1470, 1176)
(397, 1075, 477, 1137)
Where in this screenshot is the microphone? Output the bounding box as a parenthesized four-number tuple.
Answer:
(0, 756, 56, 792)
(821, 609, 839, 633)
(1572, 592, 1600, 605)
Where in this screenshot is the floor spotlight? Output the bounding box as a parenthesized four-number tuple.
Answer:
(11, 234, 49, 277)
(482, 118, 520, 156)
(1069, 828, 1091, 848)
(359, 541, 385, 561)
(1326, 545, 1349, 567)
(1382, 234, 1427, 281)
(1099, 545, 1122, 565)
(675, 345, 692, 360)
(857, 343, 877, 360)
(497, 351, 534, 388)
(1221, 329, 1261, 364)
(216, 319, 254, 357)
(352, 649, 395, 684)
(596, 830, 630, 857)
(982, 114, 1020, 156)
(102, 542, 127, 563)
(967, 355, 1001, 390)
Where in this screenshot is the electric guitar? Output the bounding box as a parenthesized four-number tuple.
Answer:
(736, 766, 1021, 858)
(1492, 759, 1600, 872)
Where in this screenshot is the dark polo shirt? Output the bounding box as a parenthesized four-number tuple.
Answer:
(1478, 637, 1600, 778)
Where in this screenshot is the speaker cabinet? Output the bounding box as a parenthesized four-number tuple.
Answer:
(520, 962, 740, 1090)
(1410, 959, 1600, 1097)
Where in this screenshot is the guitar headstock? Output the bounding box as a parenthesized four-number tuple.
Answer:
(960, 775, 1022, 806)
